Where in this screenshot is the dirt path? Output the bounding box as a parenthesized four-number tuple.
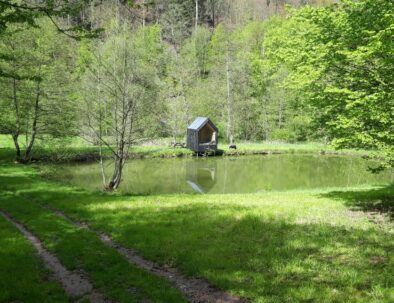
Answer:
(0, 210, 110, 303)
(45, 206, 247, 303)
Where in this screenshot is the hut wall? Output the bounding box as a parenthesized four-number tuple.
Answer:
(187, 129, 198, 151)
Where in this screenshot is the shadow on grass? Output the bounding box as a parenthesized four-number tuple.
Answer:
(0, 148, 16, 163)
(1, 163, 394, 302)
(36, 194, 394, 302)
(4, 190, 394, 302)
(0, 190, 187, 303)
(322, 185, 394, 220)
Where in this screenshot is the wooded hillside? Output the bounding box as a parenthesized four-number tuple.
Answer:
(0, 0, 392, 168)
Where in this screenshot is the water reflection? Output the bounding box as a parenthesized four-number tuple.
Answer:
(186, 160, 217, 193)
(50, 155, 393, 195)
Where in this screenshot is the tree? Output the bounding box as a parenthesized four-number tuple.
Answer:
(287, 0, 394, 168)
(0, 19, 76, 162)
(0, 0, 101, 38)
(209, 23, 238, 143)
(80, 21, 163, 190)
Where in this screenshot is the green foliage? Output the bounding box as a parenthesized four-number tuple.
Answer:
(283, 0, 394, 167)
(1, 0, 392, 168)
(0, 0, 100, 38)
(0, 19, 77, 159)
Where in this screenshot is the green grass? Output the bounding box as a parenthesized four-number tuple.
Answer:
(0, 211, 68, 303)
(0, 161, 392, 302)
(0, 134, 373, 163)
(0, 165, 186, 302)
(220, 141, 369, 155)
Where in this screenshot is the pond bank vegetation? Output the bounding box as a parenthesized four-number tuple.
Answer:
(0, 135, 378, 163)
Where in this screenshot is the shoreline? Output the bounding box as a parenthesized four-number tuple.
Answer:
(0, 144, 376, 164)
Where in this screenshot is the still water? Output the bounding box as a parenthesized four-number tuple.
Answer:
(51, 154, 393, 194)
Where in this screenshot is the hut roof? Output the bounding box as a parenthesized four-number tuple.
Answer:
(187, 117, 217, 131)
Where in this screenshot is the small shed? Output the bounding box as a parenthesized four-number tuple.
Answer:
(187, 117, 218, 153)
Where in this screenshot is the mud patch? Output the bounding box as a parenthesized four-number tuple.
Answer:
(0, 211, 109, 303)
(45, 206, 247, 303)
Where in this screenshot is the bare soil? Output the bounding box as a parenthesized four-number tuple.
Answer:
(0, 211, 110, 303)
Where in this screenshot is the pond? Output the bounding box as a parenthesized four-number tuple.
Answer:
(49, 154, 393, 195)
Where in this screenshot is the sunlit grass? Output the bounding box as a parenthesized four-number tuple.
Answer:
(0, 166, 187, 303)
(0, 134, 14, 149)
(0, 209, 68, 303)
(0, 163, 392, 302)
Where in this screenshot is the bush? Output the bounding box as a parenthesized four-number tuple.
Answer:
(270, 129, 296, 143)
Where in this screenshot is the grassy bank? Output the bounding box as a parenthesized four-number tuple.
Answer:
(0, 134, 372, 163)
(0, 162, 393, 302)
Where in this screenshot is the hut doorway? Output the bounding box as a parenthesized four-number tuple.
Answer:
(199, 123, 216, 146)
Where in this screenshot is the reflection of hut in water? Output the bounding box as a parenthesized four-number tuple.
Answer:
(187, 117, 218, 153)
(186, 160, 217, 193)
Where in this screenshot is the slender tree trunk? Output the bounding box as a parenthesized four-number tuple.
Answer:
(174, 47, 190, 128)
(12, 134, 21, 160)
(211, 1, 215, 27)
(142, 0, 146, 29)
(109, 159, 121, 190)
(11, 77, 21, 161)
(181, 78, 190, 128)
(97, 67, 107, 187)
(225, 49, 233, 144)
(173, 114, 178, 143)
(23, 81, 40, 162)
(99, 143, 107, 186)
(106, 33, 130, 192)
(195, 0, 199, 30)
(278, 93, 284, 128)
(108, 145, 124, 191)
(262, 96, 269, 140)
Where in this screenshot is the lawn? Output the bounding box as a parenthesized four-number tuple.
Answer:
(0, 160, 392, 302)
(0, 210, 68, 303)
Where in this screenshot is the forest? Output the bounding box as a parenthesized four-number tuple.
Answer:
(1, 0, 392, 165)
(0, 1, 393, 303)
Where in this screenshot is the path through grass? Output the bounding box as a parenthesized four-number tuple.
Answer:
(0, 211, 68, 303)
(0, 162, 393, 302)
(0, 166, 187, 302)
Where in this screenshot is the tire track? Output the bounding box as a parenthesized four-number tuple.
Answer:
(44, 205, 247, 303)
(0, 210, 110, 303)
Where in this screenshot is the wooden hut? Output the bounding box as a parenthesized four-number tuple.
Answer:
(187, 117, 218, 153)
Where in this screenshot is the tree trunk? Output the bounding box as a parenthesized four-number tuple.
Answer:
(97, 67, 107, 187)
(142, 0, 146, 29)
(211, 1, 215, 27)
(12, 134, 21, 160)
(23, 81, 40, 162)
(12, 78, 21, 161)
(174, 48, 190, 128)
(107, 155, 124, 191)
(262, 96, 269, 140)
(195, 0, 199, 30)
(278, 93, 284, 128)
(225, 49, 233, 144)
